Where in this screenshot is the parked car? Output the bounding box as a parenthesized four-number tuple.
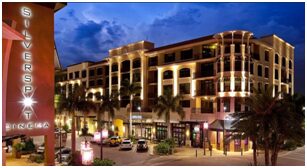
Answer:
(120, 139, 133, 150)
(55, 147, 72, 166)
(109, 136, 122, 146)
(136, 139, 148, 152)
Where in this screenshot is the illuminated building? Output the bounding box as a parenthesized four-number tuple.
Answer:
(56, 30, 294, 151)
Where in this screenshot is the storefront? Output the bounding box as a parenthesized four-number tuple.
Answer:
(2, 3, 66, 166)
(171, 123, 186, 146)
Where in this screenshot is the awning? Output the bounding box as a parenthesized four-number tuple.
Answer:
(209, 119, 235, 131)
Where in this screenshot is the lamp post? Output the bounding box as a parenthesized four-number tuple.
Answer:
(81, 139, 93, 165)
(203, 122, 208, 156)
(100, 128, 108, 160)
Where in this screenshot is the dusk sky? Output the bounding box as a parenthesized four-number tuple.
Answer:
(55, 2, 305, 94)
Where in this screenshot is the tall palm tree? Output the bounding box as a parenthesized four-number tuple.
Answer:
(269, 93, 305, 165)
(95, 92, 120, 130)
(120, 79, 142, 136)
(248, 85, 280, 166)
(232, 109, 261, 166)
(232, 85, 279, 166)
(61, 84, 85, 153)
(153, 89, 184, 139)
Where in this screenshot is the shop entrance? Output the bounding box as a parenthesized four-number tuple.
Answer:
(172, 123, 185, 146)
(190, 123, 202, 148)
(144, 127, 152, 140)
(155, 123, 167, 141)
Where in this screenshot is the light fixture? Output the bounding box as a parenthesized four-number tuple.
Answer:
(22, 97, 34, 107)
(203, 122, 209, 129)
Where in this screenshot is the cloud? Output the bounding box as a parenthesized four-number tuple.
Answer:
(55, 10, 128, 67)
(55, 3, 304, 93)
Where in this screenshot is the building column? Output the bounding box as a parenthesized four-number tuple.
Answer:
(118, 60, 121, 92)
(44, 133, 55, 165)
(230, 44, 235, 93)
(130, 58, 133, 84)
(157, 67, 162, 96)
(220, 45, 224, 93)
(109, 59, 112, 95)
(241, 44, 246, 92)
(140, 56, 144, 100)
(173, 65, 178, 96)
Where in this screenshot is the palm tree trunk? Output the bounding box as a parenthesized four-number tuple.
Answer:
(166, 111, 171, 139)
(271, 142, 281, 166)
(83, 113, 87, 129)
(108, 113, 111, 130)
(71, 111, 76, 153)
(252, 138, 258, 166)
(97, 112, 101, 131)
(264, 138, 270, 166)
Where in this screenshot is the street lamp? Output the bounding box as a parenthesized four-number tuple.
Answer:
(203, 122, 209, 155)
(100, 129, 108, 160)
(81, 139, 93, 165)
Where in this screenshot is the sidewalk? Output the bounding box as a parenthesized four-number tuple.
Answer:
(173, 146, 253, 157)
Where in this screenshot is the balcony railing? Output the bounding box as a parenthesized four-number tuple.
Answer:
(191, 108, 214, 114)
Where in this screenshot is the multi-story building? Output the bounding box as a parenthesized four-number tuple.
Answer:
(56, 30, 294, 151)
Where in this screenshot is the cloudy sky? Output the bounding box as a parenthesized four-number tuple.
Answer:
(55, 2, 305, 94)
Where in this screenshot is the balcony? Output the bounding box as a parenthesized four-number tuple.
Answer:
(191, 108, 213, 114)
(194, 72, 215, 79)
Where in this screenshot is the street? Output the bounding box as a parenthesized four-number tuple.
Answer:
(33, 134, 305, 166)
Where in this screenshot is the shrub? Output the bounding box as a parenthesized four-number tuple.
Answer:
(23, 138, 35, 152)
(164, 138, 176, 149)
(28, 154, 44, 163)
(282, 140, 298, 151)
(93, 158, 115, 166)
(13, 143, 25, 152)
(155, 142, 171, 155)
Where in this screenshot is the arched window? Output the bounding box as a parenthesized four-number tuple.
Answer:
(163, 70, 173, 79)
(87, 92, 93, 99)
(282, 57, 286, 67)
(121, 60, 130, 72)
(112, 63, 118, 72)
(179, 68, 190, 78)
(133, 58, 141, 68)
(275, 54, 279, 64)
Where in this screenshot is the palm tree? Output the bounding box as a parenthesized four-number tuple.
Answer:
(120, 79, 142, 137)
(269, 93, 305, 165)
(232, 109, 261, 166)
(76, 92, 97, 135)
(61, 84, 86, 153)
(95, 92, 120, 130)
(248, 85, 280, 166)
(231, 85, 279, 166)
(153, 89, 184, 139)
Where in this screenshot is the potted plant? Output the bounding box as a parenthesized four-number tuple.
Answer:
(13, 143, 25, 159)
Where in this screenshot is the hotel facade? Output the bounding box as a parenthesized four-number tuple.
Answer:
(56, 30, 294, 152)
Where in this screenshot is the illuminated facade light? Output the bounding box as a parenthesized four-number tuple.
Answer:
(22, 97, 34, 107)
(203, 122, 209, 129)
